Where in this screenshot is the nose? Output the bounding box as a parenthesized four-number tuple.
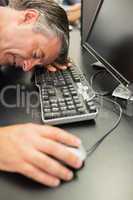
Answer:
(22, 59, 41, 71)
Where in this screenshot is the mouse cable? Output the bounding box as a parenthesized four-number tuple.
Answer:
(86, 68, 122, 157)
(86, 97, 122, 158)
(87, 66, 123, 156)
(86, 65, 123, 158)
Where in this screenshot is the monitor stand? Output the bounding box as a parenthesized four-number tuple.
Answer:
(112, 84, 133, 116)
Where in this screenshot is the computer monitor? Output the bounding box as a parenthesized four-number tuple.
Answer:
(83, 0, 133, 88)
(81, 0, 102, 44)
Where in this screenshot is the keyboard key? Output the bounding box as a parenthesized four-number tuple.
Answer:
(52, 112, 61, 118)
(58, 99, 65, 104)
(48, 90, 55, 96)
(62, 86, 68, 90)
(70, 110, 77, 115)
(52, 108, 59, 112)
(73, 96, 79, 100)
(44, 112, 61, 119)
(86, 101, 94, 107)
(44, 108, 51, 113)
(68, 84, 73, 88)
(77, 108, 86, 114)
(71, 91, 77, 96)
(51, 103, 58, 108)
(68, 105, 75, 110)
(43, 103, 51, 107)
(44, 113, 53, 119)
(69, 88, 75, 91)
(60, 106, 67, 111)
(62, 89, 69, 93)
(50, 99, 57, 104)
(62, 110, 76, 117)
(65, 97, 72, 101)
(73, 99, 81, 104)
(76, 103, 83, 108)
(63, 92, 71, 97)
(60, 81, 66, 86)
(66, 81, 72, 85)
(42, 95, 49, 100)
(66, 101, 74, 105)
(89, 105, 97, 113)
(59, 103, 66, 107)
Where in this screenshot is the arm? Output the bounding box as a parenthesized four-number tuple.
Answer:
(66, 3, 81, 23)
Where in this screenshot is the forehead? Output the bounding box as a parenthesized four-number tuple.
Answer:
(34, 32, 61, 64)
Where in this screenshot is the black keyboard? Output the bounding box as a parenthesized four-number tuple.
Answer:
(35, 64, 98, 125)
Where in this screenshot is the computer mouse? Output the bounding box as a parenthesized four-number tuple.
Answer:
(67, 144, 87, 162)
(66, 144, 87, 171)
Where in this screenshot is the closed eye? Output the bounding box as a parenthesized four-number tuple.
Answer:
(32, 52, 39, 59)
(32, 49, 44, 60)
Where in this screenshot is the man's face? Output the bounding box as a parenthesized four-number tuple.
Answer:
(0, 8, 61, 71)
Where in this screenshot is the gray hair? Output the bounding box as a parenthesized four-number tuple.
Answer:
(9, 0, 69, 64)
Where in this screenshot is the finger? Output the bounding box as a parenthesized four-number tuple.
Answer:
(38, 125, 81, 147)
(53, 63, 67, 70)
(54, 61, 73, 69)
(27, 150, 74, 181)
(36, 137, 83, 169)
(20, 163, 60, 187)
(46, 65, 57, 72)
(67, 62, 73, 67)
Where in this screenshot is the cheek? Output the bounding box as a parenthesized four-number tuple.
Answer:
(0, 54, 4, 62)
(44, 48, 60, 65)
(17, 39, 35, 58)
(47, 45, 61, 65)
(0, 53, 12, 64)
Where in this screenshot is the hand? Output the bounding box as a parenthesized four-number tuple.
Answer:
(67, 3, 81, 23)
(0, 123, 82, 187)
(45, 60, 73, 72)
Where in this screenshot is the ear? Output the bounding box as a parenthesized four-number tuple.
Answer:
(22, 9, 39, 24)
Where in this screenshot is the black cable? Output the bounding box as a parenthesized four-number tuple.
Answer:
(86, 97, 122, 158)
(90, 69, 112, 96)
(85, 69, 123, 158)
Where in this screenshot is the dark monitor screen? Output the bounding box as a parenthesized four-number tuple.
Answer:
(85, 0, 133, 86)
(81, 0, 101, 44)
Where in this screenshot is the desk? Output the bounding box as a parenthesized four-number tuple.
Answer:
(0, 30, 133, 200)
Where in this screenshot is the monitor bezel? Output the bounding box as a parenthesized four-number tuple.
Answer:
(83, 0, 130, 87)
(81, 0, 103, 45)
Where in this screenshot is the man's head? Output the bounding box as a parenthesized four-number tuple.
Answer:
(0, 0, 69, 71)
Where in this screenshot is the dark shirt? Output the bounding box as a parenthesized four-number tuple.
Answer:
(0, 0, 8, 6)
(63, 0, 80, 5)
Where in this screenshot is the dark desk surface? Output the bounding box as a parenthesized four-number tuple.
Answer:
(0, 30, 133, 200)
